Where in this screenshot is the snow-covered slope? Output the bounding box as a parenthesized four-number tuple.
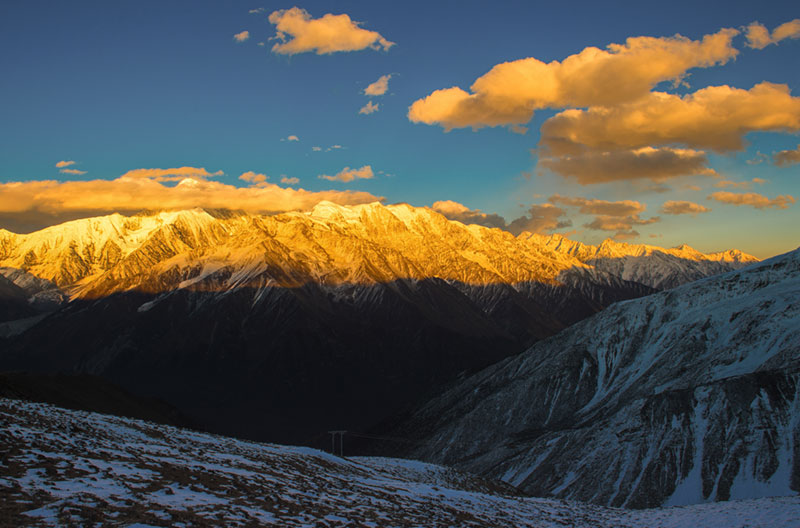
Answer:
(397, 248, 800, 508)
(2, 398, 797, 528)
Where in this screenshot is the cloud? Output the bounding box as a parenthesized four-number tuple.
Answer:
(119, 167, 223, 182)
(538, 146, 714, 184)
(268, 7, 394, 55)
(547, 195, 646, 216)
(745, 19, 800, 49)
(239, 171, 268, 186)
(708, 191, 795, 209)
(746, 151, 768, 165)
(408, 27, 738, 130)
(545, 194, 657, 235)
(312, 146, 322, 152)
(59, 168, 87, 175)
(584, 215, 659, 232)
(359, 101, 379, 115)
(281, 135, 299, 142)
(507, 204, 572, 235)
(318, 165, 374, 182)
(430, 200, 507, 229)
(0, 172, 383, 232)
(774, 144, 800, 167)
(538, 83, 800, 156)
(713, 178, 765, 189)
(661, 200, 711, 215)
(281, 176, 300, 185)
(249, 8, 267, 14)
(364, 74, 391, 96)
(234, 31, 250, 43)
(55, 160, 75, 168)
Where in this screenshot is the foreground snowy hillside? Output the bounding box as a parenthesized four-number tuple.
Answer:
(2, 399, 798, 528)
(397, 248, 800, 508)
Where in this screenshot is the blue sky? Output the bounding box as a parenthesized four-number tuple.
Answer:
(0, 1, 798, 257)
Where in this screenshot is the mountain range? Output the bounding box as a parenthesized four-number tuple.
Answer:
(0, 202, 758, 445)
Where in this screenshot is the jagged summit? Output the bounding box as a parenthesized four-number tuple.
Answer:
(0, 203, 757, 297)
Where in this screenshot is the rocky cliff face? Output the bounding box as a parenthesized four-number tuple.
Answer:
(0, 203, 759, 446)
(395, 248, 799, 507)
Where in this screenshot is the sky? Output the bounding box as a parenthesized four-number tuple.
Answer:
(0, 0, 798, 258)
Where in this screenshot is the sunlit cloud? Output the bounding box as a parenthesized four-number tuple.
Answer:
(713, 178, 765, 189)
(547, 195, 646, 216)
(312, 146, 322, 152)
(59, 168, 87, 175)
(281, 176, 300, 185)
(708, 191, 795, 209)
(0, 172, 383, 232)
(538, 83, 800, 155)
(538, 146, 714, 184)
(318, 165, 374, 182)
(507, 204, 572, 235)
(430, 200, 507, 229)
(239, 171, 268, 186)
(746, 151, 768, 165)
(364, 74, 391, 96)
(584, 215, 660, 232)
(234, 31, 250, 43)
(359, 101, 379, 115)
(249, 7, 267, 14)
(661, 200, 711, 215)
(120, 167, 223, 182)
(55, 160, 75, 168)
(745, 19, 800, 49)
(408, 27, 738, 130)
(281, 135, 300, 142)
(268, 7, 394, 55)
(774, 144, 800, 167)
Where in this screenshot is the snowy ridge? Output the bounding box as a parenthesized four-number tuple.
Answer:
(399, 248, 800, 508)
(0, 203, 755, 300)
(2, 398, 798, 528)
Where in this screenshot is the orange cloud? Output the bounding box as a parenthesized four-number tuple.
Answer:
(239, 171, 268, 186)
(708, 191, 795, 209)
(364, 74, 391, 96)
(359, 101, 379, 115)
(584, 215, 659, 232)
(547, 195, 645, 216)
(507, 204, 571, 234)
(233, 31, 250, 43)
(0, 173, 382, 229)
(430, 200, 507, 229)
(713, 178, 765, 189)
(281, 176, 300, 185)
(745, 19, 800, 49)
(120, 167, 223, 182)
(268, 7, 394, 55)
(539, 83, 800, 156)
(59, 168, 87, 175)
(661, 200, 710, 215)
(408, 27, 738, 130)
(55, 160, 75, 168)
(318, 165, 374, 182)
(538, 146, 713, 184)
(774, 144, 800, 167)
